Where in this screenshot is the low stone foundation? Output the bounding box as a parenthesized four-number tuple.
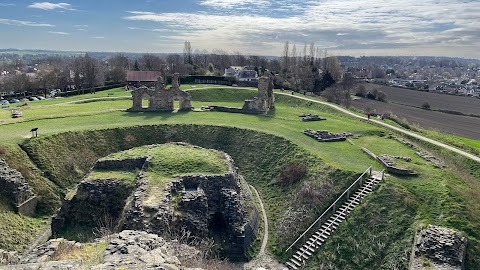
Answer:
(361, 148, 416, 176)
(304, 129, 352, 142)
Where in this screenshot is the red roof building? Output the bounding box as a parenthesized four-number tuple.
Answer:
(127, 71, 162, 88)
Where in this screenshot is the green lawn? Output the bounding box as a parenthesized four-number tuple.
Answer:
(0, 86, 479, 268)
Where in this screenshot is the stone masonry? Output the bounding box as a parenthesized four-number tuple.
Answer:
(0, 159, 37, 216)
(51, 143, 258, 261)
(128, 73, 192, 112)
(242, 75, 275, 113)
(410, 225, 467, 270)
(123, 143, 259, 261)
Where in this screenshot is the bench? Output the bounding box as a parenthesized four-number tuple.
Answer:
(11, 109, 22, 118)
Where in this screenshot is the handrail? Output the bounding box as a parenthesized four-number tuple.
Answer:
(285, 166, 372, 252)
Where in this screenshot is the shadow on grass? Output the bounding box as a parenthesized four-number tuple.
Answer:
(122, 110, 193, 120)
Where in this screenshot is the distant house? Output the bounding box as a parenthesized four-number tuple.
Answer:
(224, 66, 258, 82)
(236, 70, 258, 82)
(127, 71, 163, 89)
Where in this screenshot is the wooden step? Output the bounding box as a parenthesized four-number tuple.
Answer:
(295, 250, 309, 260)
(299, 247, 313, 256)
(293, 254, 303, 262)
(286, 261, 298, 269)
(289, 257, 302, 267)
(313, 232, 328, 240)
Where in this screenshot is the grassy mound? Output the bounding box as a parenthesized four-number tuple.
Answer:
(101, 143, 229, 180)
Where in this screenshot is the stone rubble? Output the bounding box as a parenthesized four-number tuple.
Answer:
(393, 136, 446, 168)
(410, 225, 467, 270)
(0, 230, 205, 270)
(299, 113, 326, 122)
(303, 129, 352, 142)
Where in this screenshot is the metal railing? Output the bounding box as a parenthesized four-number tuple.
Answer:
(285, 166, 373, 252)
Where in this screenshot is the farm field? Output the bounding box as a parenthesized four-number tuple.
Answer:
(0, 86, 479, 269)
(352, 83, 480, 140)
(361, 83, 480, 116)
(351, 97, 480, 139)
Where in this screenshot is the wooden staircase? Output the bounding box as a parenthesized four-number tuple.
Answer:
(285, 168, 383, 269)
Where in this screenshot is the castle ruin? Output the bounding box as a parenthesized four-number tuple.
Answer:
(242, 75, 275, 113)
(128, 73, 192, 112)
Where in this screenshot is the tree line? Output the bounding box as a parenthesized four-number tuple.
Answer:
(0, 41, 351, 100)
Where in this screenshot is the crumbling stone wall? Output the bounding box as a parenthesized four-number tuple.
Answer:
(128, 73, 192, 112)
(94, 157, 147, 171)
(242, 75, 275, 113)
(410, 225, 467, 270)
(123, 147, 258, 261)
(0, 159, 37, 216)
(51, 143, 258, 261)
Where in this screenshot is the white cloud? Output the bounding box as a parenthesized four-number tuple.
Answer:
(0, 18, 54, 27)
(0, 3, 15, 7)
(48, 31, 69, 35)
(92, 36, 105, 39)
(28, 2, 74, 10)
(124, 0, 480, 57)
(199, 0, 270, 9)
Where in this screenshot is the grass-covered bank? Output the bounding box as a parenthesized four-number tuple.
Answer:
(22, 124, 357, 257)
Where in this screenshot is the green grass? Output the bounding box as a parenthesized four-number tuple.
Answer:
(103, 143, 228, 177)
(0, 86, 479, 269)
(87, 169, 138, 183)
(97, 144, 230, 200)
(0, 198, 48, 251)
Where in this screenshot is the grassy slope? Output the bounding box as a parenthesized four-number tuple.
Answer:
(0, 87, 478, 268)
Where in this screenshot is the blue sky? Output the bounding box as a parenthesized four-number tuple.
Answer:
(0, 0, 479, 57)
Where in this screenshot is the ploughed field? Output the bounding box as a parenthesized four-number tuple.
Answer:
(352, 83, 480, 139)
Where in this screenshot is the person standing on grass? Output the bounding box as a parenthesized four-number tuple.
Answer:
(367, 113, 371, 120)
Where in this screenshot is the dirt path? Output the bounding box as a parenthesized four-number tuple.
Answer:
(240, 185, 287, 269)
(278, 92, 480, 163)
(249, 185, 268, 255)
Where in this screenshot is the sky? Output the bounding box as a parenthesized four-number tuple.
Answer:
(0, 0, 479, 58)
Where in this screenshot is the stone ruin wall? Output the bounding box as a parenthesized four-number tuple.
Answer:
(0, 159, 37, 216)
(129, 73, 192, 112)
(242, 75, 275, 113)
(51, 143, 258, 261)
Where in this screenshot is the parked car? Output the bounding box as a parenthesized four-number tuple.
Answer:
(29, 97, 39, 101)
(20, 98, 29, 102)
(36, 96, 46, 100)
(9, 99, 20, 103)
(0, 100, 9, 105)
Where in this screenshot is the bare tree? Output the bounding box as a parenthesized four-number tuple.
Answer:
(324, 56, 342, 82)
(183, 41, 192, 65)
(107, 54, 129, 83)
(282, 41, 289, 75)
(141, 54, 165, 71)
